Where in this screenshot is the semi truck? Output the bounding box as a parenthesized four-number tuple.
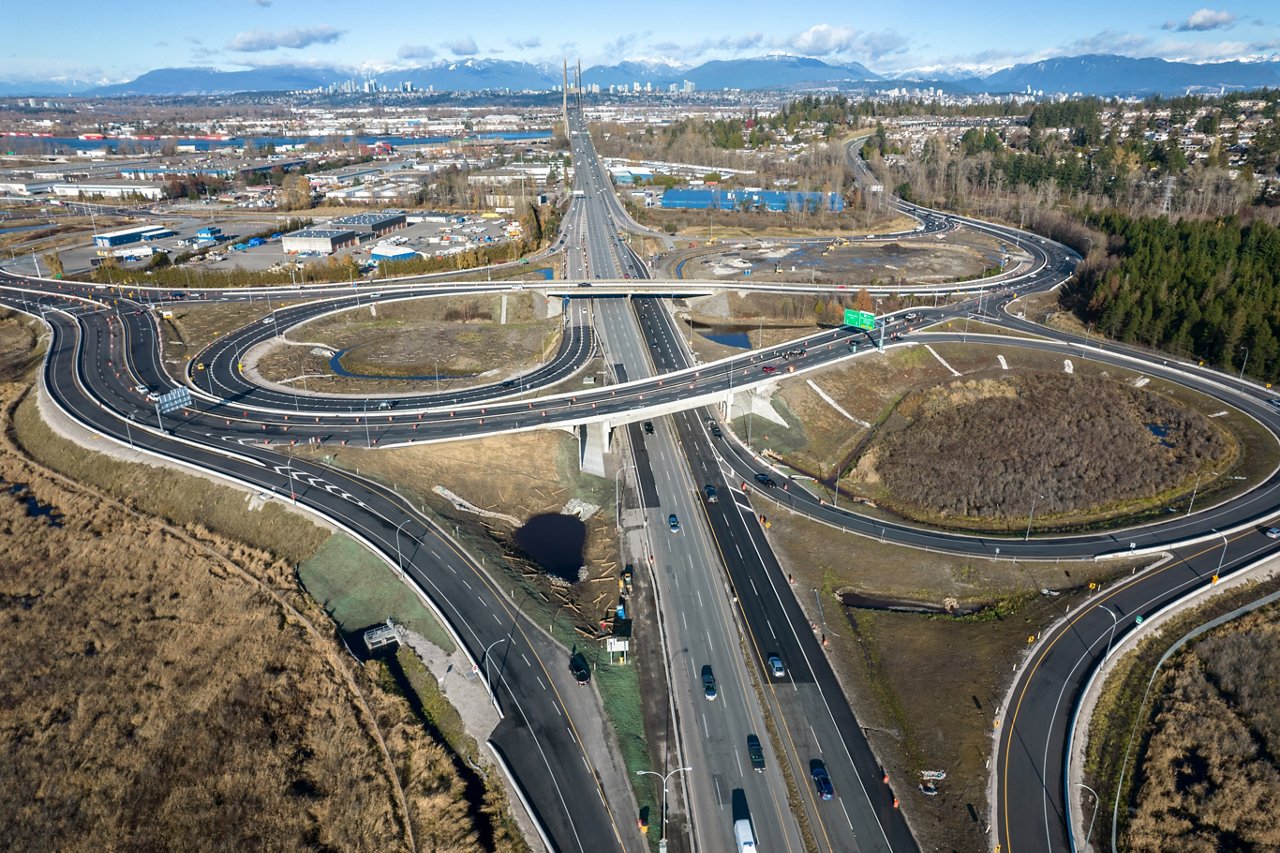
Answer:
(734, 818, 757, 852)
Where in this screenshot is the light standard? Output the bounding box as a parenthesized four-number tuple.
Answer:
(394, 518, 411, 572)
(482, 637, 508, 713)
(1025, 493, 1045, 541)
(615, 464, 636, 531)
(1216, 530, 1229, 577)
(1078, 782, 1102, 851)
(1238, 345, 1250, 383)
(1185, 471, 1216, 516)
(1097, 604, 1121, 659)
(635, 765, 692, 846)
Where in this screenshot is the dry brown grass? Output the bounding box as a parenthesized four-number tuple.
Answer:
(0, 381, 480, 851)
(1125, 604, 1280, 852)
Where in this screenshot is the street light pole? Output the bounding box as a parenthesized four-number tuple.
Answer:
(1078, 782, 1102, 851)
(1025, 493, 1044, 541)
(394, 518, 410, 572)
(635, 766, 692, 845)
(1186, 471, 1215, 516)
(482, 637, 509, 713)
(1239, 346, 1250, 383)
(1216, 530, 1229, 577)
(1098, 604, 1120, 659)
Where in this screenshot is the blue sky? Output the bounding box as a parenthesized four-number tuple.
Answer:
(5, 0, 1279, 83)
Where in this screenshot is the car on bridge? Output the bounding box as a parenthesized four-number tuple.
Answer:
(754, 473, 777, 488)
(767, 654, 785, 678)
(704, 485, 718, 503)
(1265, 527, 1280, 539)
(668, 514, 680, 533)
(761, 365, 778, 374)
(643, 421, 654, 435)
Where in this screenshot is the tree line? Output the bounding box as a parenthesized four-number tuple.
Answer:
(1065, 213, 1280, 380)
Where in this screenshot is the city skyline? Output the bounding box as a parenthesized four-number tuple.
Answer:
(5, 0, 1280, 85)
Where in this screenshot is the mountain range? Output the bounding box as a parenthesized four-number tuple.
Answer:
(5, 54, 1280, 99)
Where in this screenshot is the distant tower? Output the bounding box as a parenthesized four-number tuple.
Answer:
(562, 59, 569, 129)
(576, 60, 583, 106)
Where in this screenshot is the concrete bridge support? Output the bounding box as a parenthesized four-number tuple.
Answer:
(578, 420, 612, 477)
(725, 384, 788, 426)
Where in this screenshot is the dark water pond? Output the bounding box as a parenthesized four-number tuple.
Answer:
(4, 481, 63, 527)
(515, 513, 586, 583)
(690, 322, 753, 349)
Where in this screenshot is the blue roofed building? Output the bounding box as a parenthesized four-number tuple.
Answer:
(661, 188, 844, 213)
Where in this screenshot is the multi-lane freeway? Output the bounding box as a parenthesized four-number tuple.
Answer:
(4, 100, 1280, 853)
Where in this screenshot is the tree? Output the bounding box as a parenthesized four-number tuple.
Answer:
(280, 173, 313, 211)
(41, 251, 63, 279)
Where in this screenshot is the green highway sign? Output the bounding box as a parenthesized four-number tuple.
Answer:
(843, 309, 876, 330)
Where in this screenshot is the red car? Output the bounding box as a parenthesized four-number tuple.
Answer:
(762, 365, 778, 374)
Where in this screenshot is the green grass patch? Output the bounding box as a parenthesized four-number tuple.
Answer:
(299, 532, 455, 652)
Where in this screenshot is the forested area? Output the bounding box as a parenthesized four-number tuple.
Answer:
(1065, 214, 1280, 379)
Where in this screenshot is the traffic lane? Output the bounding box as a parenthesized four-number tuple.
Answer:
(642, 297, 906, 851)
(998, 531, 1280, 852)
(674, 410, 901, 853)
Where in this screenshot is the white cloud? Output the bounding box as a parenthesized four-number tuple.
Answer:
(509, 36, 541, 50)
(228, 26, 344, 52)
(398, 44, 437, 61)
(784, 24, 859, 56)
(249, 0, 271, 6)
(1163, 8, 1238, 32)
(444, 36, 479, 56)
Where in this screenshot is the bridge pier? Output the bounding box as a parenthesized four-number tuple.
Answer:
(725, 385, 787, 426)
(578, 420, 611, 477)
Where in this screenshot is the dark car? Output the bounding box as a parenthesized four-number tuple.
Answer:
(570, 653, 591, 685)
(710, 424, 723, 438)
(754, 473, 777, 488)
(810, 762, 835, 800)
(668, 514, 680, 533)
(747, 735, 765, 772)
(643, 421, 654, 435)
(704, 484, 718, 503)
(701, 665, 717, 700)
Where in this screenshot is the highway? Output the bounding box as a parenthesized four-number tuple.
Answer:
(6, 102, 1280, 853)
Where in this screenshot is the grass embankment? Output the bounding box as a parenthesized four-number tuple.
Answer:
(746, 343, 1269, 535)
(299, 532, 455, 652)
(1084, 580, 1280, 851)
(254, 292, 564, 393)
(766, 507, 1141, 852)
